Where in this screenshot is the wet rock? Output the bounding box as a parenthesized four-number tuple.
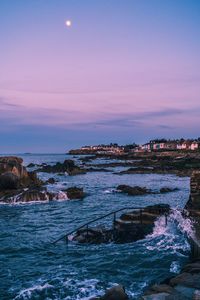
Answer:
(170, 272, 200, 289)
(101, 285, 128, 300)
(15, 188, 52, 202)
(0, 172, 20, 189)
(37, 159, 86, 175)
(0, 156, 28, 179)
(45, 177, 56, 184)
(27, 163, 38, 168)
(117, 185, 152, 196)
(142, 261, 200, 299)
(73, 226, 113, 244)
(0, 157, 43, 191)
(160, 187, 178, 193)
(65, 187, 85, 199)
(185, 171, 200, 210)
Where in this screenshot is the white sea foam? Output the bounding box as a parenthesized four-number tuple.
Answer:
(102, 189, 116, 194)
(145, 209, 194, 253)
(170, 261, 181, 273)
(14, 283, 53, 299)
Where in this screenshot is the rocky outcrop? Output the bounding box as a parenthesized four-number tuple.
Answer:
(117, 185, 152, 196)
(185, 171, 200, 210)
(64, 187, 85, 199)
(141, 260, 200, 299)
(0, 156, 86, 203)
(37, 159, 86, 175)
(1, 186, 85, 203)
(160, 187, 179, 193)
(141, 171, 200, 299)
(0, 157, 42, 191)
(90, 285, 129, 300)
(0, 172, 20, 189)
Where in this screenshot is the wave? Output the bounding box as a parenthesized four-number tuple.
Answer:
(145, 208, 194, 253)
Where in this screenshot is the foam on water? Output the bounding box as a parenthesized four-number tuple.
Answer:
(145, 209, 194, 253)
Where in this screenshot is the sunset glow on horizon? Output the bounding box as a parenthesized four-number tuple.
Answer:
(0, 0, 200, 152)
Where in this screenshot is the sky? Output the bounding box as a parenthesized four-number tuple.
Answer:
(0, 0, 200, 153)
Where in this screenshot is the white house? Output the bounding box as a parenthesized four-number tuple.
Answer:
(141, 143, 151, 151)
(190, 141, 199, 150)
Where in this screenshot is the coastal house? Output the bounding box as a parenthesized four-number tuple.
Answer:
(190, 141, 199, 150)
(152, 142, 166, 150)
(141, 143, 151, 151)
(176, 140, 199, 151)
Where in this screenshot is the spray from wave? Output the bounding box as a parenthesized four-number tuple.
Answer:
(145, 208, 194, 253)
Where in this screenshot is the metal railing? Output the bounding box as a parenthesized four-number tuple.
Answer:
(52, 206, 169, 244)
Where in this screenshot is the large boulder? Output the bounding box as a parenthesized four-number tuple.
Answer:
(0, 172, 20, 189)
(0, 157, 42, 191)
(101, 285, 129, 300)
(0, 156, 28, 179)
(65, 187, 85, 199)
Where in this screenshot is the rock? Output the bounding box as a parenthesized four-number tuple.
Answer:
(160, 187, 178, 193)
(170, 272, 200, 289)
(0, 157, 42, 191)
(185, 171, 200, 210)
(37, 159, 86, 175)
(0, 172, 20, 189)
(101, 285, 129, 300)
(65, 187, 85, 199)
(15, 188, 52, 202)
(0, 156, 27, 179)
(117, 185, 152, 196)
(73, 226, 113, 244)
(27, 163, 37, 168)
(45, 177, 56, 184)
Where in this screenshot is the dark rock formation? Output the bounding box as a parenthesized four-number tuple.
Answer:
(160, 187, 179, 193)
(99, 285, 129, 300)
(117, 185, 152, 196)
(141, 260, 200, 299)
(0, 172, 20, 189)
(65, 187, 85, 199)
(37, 159, 86, 175)
(45, 177, 56, 184)
(0, 157, 42, 191)
(185, 171, 200, 210)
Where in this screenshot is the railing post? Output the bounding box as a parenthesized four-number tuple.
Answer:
(113, 212, 116, 227)
(140, 209, 143, 224)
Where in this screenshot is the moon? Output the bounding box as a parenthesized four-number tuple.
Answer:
(65, 20, 72, 27)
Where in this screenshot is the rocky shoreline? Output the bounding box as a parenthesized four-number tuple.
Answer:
(77, 151, 200, 177)
(0, 157, 85, 203)
(1, 154, 200, 299)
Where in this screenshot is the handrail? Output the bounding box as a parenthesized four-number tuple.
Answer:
(52, 205, 170, 245)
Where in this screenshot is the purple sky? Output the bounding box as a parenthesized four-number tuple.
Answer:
(0, 0, 200, 153)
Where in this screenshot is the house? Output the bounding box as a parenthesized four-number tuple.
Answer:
(141, 143, 151, 151)
(190, 141, 199, 150)
(176, 140, 199, 151)
(152, 142, 166, 150)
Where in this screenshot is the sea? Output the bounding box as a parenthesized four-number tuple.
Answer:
(0, 153, 193, 299)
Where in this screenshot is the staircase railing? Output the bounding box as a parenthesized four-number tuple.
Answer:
(52, 205, 170, 244)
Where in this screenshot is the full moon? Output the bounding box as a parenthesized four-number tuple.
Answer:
(65, 20, 72, 27)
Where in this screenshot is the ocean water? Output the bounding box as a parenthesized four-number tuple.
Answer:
(0, 154, 192, 299)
